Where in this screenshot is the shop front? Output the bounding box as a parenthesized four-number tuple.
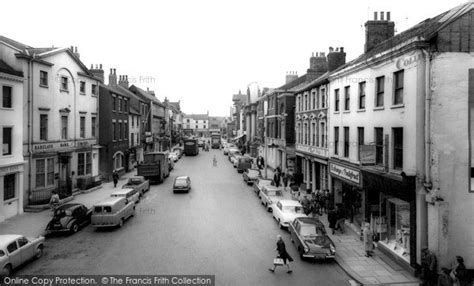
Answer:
(0, 162, 25, 222)
(329, 160, 364, 228)
(361, 169, 416, 270)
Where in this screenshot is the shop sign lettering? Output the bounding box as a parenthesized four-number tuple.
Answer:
(329, 163, 360, 185)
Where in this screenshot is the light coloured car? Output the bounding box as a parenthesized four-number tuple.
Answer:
(243, 168, 261, 185)
(272, 200, 307, 229)
(289, 217, 336, 260)
(0, 234, 45, 276)
(169, 152, 178, 162)
(259, 185, 284, 212)
(232, 155, 242, 168)
(223, 144, 237, 155)
(253, 178, 273, 194)
(111, 188, 140, 204)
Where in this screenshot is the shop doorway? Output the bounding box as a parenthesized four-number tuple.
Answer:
(59, 154, 72, 198)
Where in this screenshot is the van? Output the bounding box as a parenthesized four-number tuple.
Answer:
(91, 197, 135, 228)
(111, 188, 140, 204)
(237, 156, 253, 173)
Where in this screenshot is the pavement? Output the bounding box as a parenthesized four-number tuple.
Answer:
(0, 171, 137, 238)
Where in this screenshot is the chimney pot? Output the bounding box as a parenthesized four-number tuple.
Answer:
(113, 69, 116, 74)
(91, 64, 93, 69)
(321, 52, 325, 57)
(75, 47, 78, 53)
(381, 11, 385, 21)
(387, 11, 391, 21)
(340, 47, 344, 52)
(95, 64, 98, 69)
(329, 47, 334, 52)
(100, 64, 102, 69)
(374, 12, 378, 21)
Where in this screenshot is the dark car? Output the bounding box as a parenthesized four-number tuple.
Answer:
(253, 178, 273, 194)
(45, 203, 92, 235)
(289, 217, 336, 260)
(243, 168, 261, 185)
(173, 176, 191, 193)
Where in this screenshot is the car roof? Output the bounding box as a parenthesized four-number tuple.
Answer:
(279, 200, 302, 207)
(94, 196, 125, 206)
(111, 189, 135, 195)
(130, 176, 145, 180)
(263, 185, 279, 191)
(176, 176, 189, 180)
(294, 217, 324, 226)
(56, 203, 83, 210)
(0, 235, 23, 248)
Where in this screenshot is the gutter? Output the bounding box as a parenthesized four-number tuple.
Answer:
(423, 49, 432, 188)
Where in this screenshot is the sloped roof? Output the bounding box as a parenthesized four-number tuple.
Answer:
(0, 59, 23, 77)
(294, 72, 330, 93)
(129, 84, 163, 106)
(100, 84, 131, 98)
(275, 74, 308, 93)
(0, 35, 31, 52)
(332, 1, 474, 75)
(129, 105, 141, 115)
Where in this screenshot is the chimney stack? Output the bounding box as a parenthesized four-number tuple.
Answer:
(364, 11, 395, 53)
(327, 46, 346, 72)
(109, 68, 117, 86)
(307, 52, 328, 81)
(72, 46, 80, 58)
(90, 63, 105, 83)
(119, 75, 129, 88)
(285, 71, 298, 84)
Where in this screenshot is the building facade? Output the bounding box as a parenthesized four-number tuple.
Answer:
(0, 59, 25, 222)
(182, 114, 209, 138)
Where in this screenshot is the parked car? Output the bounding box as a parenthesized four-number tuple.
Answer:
(227, 148, 241, 161)
(289, 217, 336, 260)
(91, 197, 135, 228)
(198, 139, 205, 148)
(172, 147, 184, 159)
(45, 203, 92, 235)
(237, 156, 253, 173)
(232, 155, 242, 168)
(243, 168, 261, 185)
(122, 176, 150, 197)
(169, 152, 178, 162)
(168, 157, 175, 171)
(173, 176, 191, 193)
(272, 200, 307, 229)
(0, 234, 45, 276)
(259, 185, 284, 212)
(223, 144, 237, 155)
(111, 187, 140, 204)
(253, 178, 273, 194)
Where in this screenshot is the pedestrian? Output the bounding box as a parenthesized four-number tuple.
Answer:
(290, 182, 299, 200)
(324, 189, 331, 213)
(363, 222, 374, 257)
(212, 155, 217, 167)
(269, 235, 293, 274)
(49, 190, 60, 212)
(335, 205, 346, 233)
(301, 196, 311, 216)
(437, 267, 453, 286)
(112, 170, 119, 188)
(421, 248, 438, 286)
(451, 256, 469, 286)
(282, 172, 288, 190)
(273, 172, 280, 188)
(328, 207, 337, 235)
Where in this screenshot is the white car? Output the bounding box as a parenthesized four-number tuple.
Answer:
(110, 188, 140, 204)
(232, 155, 242, 168)
(0, 234, 45, 276)
(169, 153, 178, 162)
(259, 185, 284, 212)
(223, 144, 237, 155)
(272, 200, 307, 229)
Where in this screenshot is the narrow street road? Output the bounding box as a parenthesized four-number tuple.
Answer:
(17, 148, 352, 286)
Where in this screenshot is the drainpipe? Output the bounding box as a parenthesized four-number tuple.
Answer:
(27, 57, 34, 205)
(423, 49, 432, 190)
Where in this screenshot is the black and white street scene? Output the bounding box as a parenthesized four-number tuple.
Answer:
(0, 0, 473, 285)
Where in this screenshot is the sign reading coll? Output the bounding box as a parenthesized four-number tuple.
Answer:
(359, 145, 376, 165)
(329, 163, 361, 185)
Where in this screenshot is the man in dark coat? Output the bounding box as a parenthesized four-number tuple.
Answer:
(269, 235, 293, 273)
(112, 171, 119, 188)
(452, 256, 469, 286)
(328, 207, 337, 234)
(421, 248, 437, 286)
(273, 172, 280, 188)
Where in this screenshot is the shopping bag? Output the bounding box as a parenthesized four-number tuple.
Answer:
(273, 258, 284, 266)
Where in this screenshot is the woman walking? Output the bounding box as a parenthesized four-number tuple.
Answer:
(363, 222, 374, 257)
(269, 235, 293, 274)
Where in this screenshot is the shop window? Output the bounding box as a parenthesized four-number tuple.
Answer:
(4, 173, 15, 201)
(35, 158, 54, 188)
(3, 127, 12, 155)
(393, 128, 403, 169)
(375, 128, 384, 165)
(78, 152, 92, 176)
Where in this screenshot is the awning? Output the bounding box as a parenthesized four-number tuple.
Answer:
(233, 134, 246, 141)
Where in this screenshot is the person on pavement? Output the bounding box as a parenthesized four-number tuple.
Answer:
(437, 267, 453, 286)
(269, 235, 293, 274)
(112, 170, 119, 188)
(49, 191, 60, 212)
(335, 204, 346, 233)
(451, 256, 469, 286)
(421, 248, 438, 286)
(328, 207, 337, 235)
(363, 222, 374, 257)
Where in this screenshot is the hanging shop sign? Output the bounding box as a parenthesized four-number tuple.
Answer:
(329, 162, 361, 185)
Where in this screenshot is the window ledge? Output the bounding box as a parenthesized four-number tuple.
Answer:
(0, 107, 13, 111)
(4, 197, 19, 204)
(39, 84, 49, 89)
(60, 89, 69, 93)
(357, 109, 366, 113)
(333, 111, 340, 114)
(2, 154, 14, 158)
(80, 92, 86, 95)
(343, 110, 351, 114)
(391, 104, 405, 109)
(373, 106, 385, 111)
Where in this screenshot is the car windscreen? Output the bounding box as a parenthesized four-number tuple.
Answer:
(300, 224, 326, 236)
(260, 179, 272, 186)
(175, 179, 188, 187)
(282, 206, 304, 214)
(94, 206, 112, 213)
(129, 179, 141, 185)
(54, 209, 72, 217)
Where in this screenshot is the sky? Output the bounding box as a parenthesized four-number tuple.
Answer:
(1, 0, 466, 116)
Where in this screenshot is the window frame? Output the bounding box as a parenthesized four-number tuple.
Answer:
(359, 82, 366, 110)
(39, 71, 48, 87)
(334, 89, 340, 112)
(61, 115, 68, 140)
(375, 76, 385, 107)
(3, 173, 16, 201)
(393, 128, 403, 170)
(2, 85, 12, 108)
(79, 81, 86, 94)
(35, 157, 54, 188)
(60, 76, 68, 91)
(344, 86, 350, 111)
(343, 127, 350, 158)
(80, 116, 86, 138)
(375, 128, 384, 166)
(334, 127, 339, 155)
(393, 70, 404, 105)
(40, 114, 48, 141)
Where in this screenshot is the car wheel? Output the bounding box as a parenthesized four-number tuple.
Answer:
(118, 218, 124, 228)
(70, 223, 79, 234)
(35, 246, 44, 259)
(298, 247, 304, 260)
(1, 264, 12, 277)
